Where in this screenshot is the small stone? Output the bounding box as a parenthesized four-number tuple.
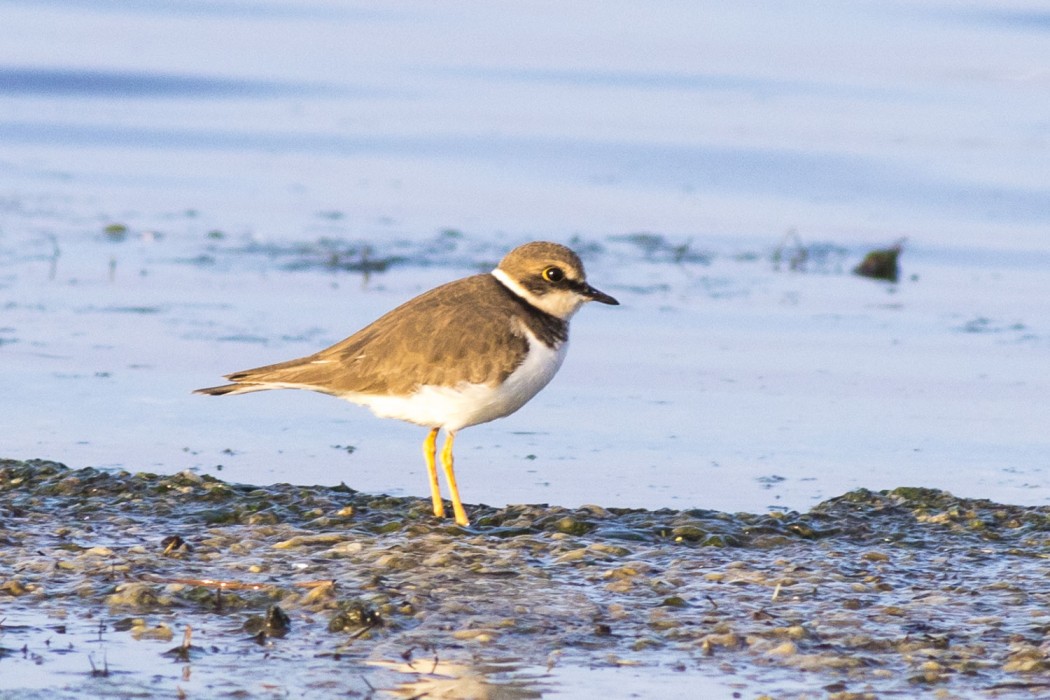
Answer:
(553, 548, 589, 564)
(660, 596, 689, 608)
(82, 546, 114, 557)
(1, 579, 30, 596)
(588, 542, 631, 558)
(767, 641, 798, 656)
(774, 625, 807, 639)
(552, 516, 594, 536)
(131, 622, 174, 642)
(452, 628, 498, 642)
(108, 583, 163, 609)
(300, 582, 336, 605)
(272, 533, 347, 549)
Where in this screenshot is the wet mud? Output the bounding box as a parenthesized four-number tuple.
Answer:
(4, 460, 1050, 698)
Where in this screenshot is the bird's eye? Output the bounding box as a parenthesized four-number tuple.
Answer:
(542, 266, 564, 283)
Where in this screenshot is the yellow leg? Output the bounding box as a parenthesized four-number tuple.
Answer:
(440, 430, 470, 527)
(423, 427, 445, 519)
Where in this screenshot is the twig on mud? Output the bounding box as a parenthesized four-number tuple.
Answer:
(88, 651, 109, 677)
(166, 625, 194, 662)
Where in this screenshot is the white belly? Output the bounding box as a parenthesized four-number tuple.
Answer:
(346, 334, 568, 431)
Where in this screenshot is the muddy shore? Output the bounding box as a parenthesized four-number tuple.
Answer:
(4, 459, 1050, 698)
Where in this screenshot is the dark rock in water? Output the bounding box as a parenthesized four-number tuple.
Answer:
(328, 600, 382, 634)
(854, 240, 904, 282)
(160, 534, 191, 555)
(244, 605, 292, 638)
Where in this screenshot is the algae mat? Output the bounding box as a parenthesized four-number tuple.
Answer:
(3, 459, 1050, 698)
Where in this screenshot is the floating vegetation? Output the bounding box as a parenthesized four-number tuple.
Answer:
(279, 240, 407, 274)
(189, 227, 924, 298)
(854, 238, 905, 282)
(610, 232, 712, 265)
(230, 237, 415, 275)
(102, 223, 128, 242)
(3, 459, 1050, 696)
(960, 316, 1028, 335)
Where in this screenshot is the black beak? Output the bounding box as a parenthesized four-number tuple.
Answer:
(582, 283, 619, 306)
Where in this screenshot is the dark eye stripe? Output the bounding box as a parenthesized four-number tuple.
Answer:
(565, 278, 589, 294)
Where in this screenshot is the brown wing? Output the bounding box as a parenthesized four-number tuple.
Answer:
(221, 274, 531, 396)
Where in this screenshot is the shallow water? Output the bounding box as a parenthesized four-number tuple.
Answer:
(2, 1, 1049, 696)
(3, 229, 1047, 516)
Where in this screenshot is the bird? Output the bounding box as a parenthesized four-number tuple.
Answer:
(195, 241, 618, 527)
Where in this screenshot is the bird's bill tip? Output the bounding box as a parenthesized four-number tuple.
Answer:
(584, 284, 619, 305)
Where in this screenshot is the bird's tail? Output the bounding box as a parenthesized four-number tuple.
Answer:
(193, 383, 269, 396)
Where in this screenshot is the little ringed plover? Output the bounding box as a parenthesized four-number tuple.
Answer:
(195, 241, 618, 526)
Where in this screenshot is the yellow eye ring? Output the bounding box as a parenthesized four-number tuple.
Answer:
(542, 266, 564, 282)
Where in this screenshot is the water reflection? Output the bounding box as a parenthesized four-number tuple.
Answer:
(371, 657, 545, 699)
